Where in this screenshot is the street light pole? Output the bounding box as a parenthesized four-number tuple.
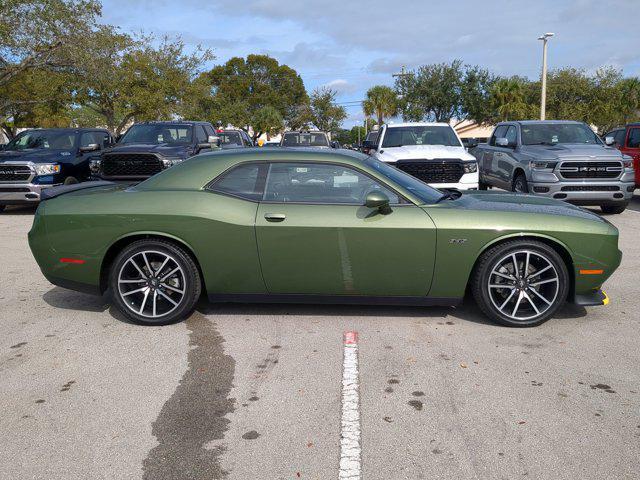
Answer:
(538, 32, 554, 120)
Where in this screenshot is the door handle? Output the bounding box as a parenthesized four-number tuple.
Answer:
(264, 213, 286, 222)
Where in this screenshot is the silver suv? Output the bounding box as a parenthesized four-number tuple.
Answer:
(473, 120, 635, 214)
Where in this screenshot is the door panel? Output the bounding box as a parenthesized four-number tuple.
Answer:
(255, 203, 437, 296)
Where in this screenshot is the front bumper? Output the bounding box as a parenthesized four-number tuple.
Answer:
(431, 172, 479, 190)
(0, 183, 61, 204)
(574, 289, 609, 307)
(529, 180, 635, 205)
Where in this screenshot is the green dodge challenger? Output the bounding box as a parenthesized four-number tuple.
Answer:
(28, 149, 621, 327)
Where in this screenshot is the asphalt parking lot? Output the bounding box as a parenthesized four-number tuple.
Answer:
(1, 196, 639, 480)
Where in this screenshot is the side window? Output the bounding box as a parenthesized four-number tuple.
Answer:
(490, 126, 508, 146)
(505, 126, 517, 146)
(613, 129, 625, 146)
(263, 162, 402, 205)
(203, 124, 216, 139)
(243, 132, 253, 146)
(195, 126, 208, 143)
(627, 128, 640, 148)
(80, 132, 109, 149)
(208, 163, 267, 201)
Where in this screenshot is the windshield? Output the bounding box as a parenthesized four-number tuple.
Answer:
(365, 131, 378, 142)
(120, 124, 193, 145)
(282, 132, 329, 147)
(382, 126, 461, 148)
(364, 156, 443, 204)
(218, 131, 242, 146)
(6, 130, 76, 150)
(521, 123, 602, 146)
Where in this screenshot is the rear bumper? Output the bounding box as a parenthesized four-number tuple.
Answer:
(573, 289, 609, 307)
(0, 183, 61, 204)
(529, 180, 635, 205)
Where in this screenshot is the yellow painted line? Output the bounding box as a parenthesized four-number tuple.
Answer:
(602, 291, 610, 306)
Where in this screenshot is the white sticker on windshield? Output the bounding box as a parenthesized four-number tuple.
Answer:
(295, 167, 308, 173)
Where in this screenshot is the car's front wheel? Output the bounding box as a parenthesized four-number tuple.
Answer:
(512, 173, 529, 193)
(472, 240, 569, 327)
(109, 239, 201, 325)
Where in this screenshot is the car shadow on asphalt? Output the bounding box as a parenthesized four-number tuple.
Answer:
(42, 287, 588, 327)
(2, 205, 38, 215)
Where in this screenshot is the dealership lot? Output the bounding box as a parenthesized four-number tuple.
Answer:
(0, 198, 639, 480)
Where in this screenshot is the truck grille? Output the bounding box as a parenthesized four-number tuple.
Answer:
(395, 160, 464, 184)
(102, 153, 163, 178)
(559, 161, 622, 179)
(0, 164, 32, 182)
(561, 185, 620, 191)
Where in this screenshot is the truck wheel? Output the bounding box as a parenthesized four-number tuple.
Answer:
(471, 239, 569, 327)
(512, 173, 529, 193)
(600, 204, 627, 214)
(64, 176, 78, 185)
(109, 239, 202, 325)
(479, 181, 489, 190)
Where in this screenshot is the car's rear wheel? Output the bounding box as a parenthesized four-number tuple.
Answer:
(472, 240, 569, 327)
(479, 180, 489, 190)
(512, 173, 529, 193)
(600, 204, 627, 214)
(64, 176, 79, 185)
(109, 239, 201, 325)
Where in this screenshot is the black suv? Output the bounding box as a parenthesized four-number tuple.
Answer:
(0, 128, 113, 212)
(91, 121, 220, 183)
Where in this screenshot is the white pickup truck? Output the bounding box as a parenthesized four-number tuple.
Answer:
(364, 122, 479, 190)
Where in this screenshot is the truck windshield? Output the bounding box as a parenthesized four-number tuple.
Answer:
(382, 126, 461, 148)
(120, 124, 193, 145)
(283, 132, 329, 147)
(5, 131, 76, 150)
(521, 123, 602, 145)
(364, 156, 443, 204)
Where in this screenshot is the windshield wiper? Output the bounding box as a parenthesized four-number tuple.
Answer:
(525, 141, 556, 146)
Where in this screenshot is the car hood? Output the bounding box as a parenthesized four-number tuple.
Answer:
(453, 191, 606, 222)
(378, 145, 475, 161)
(0, 148, 74, 164)
(519, 143, 623, 161)
(104, 143, 190, 158)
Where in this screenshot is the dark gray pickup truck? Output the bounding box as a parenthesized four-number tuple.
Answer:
(473, 120, 635, 214)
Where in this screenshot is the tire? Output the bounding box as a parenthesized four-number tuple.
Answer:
(471, 240, 569, 327)
(0, 205, 5, 213)
(600, 204, 627, 214)
(479, 180, 489, 191)
(512, 173, 529, 193)
(64, 176, 78, 185)
(109, 239, 201, 325)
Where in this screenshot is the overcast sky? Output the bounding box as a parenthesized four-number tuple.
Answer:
(101, 0, 640, 127)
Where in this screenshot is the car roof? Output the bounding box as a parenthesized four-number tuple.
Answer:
(22, 128, 110, 133)
(136, 121, 210, 126)
(512, 120, 584, 125)
(284, 130, 328, 134)
(385, 122, 450, 128)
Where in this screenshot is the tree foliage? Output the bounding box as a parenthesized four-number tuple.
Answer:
(309, 87, 346, 134)
(363, 85, 397, 126)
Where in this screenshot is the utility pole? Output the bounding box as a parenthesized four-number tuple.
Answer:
(538, 33, 554, 120)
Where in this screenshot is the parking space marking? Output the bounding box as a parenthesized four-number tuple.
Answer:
(339, 331, 361, 480)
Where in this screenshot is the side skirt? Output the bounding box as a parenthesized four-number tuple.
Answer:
(207, 293, 462, 307)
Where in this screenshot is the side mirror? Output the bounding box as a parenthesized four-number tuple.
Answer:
(331, 141, 340, 149)
(365, 191, 391, 214)
(79, 143, 100, 152)
(604, 136, 615, 146)
(495, 137, 510, 147)
(464, 138, 479, 149)
(208, 135, 221, 147)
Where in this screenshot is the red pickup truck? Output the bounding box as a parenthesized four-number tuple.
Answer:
(605, 123, 640, 187)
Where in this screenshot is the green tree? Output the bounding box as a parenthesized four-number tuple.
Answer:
(196, 54, 309, 135)
(309, 87, 347, 134)
(363, 85, 397, 126)
(488, 77, 532, 121)
(252, 106, 284, 140)
(73, 28, 213, 134)
(395, 60, 497, 124)
(0, 0, 101, 87)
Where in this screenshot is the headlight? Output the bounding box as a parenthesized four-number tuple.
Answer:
(623, 159, 633, 169)
(463, 161, 477, 173)
(161, 157, 183, 169)
(529, 160, 557, 170)
(89, 159, 102, 174)
(34, 163, 61, 175)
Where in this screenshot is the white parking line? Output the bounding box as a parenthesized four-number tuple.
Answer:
(339, 331, 361, 480)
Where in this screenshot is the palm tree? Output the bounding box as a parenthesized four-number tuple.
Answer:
(489, 78, 528, 121)
(363, 86, 398, 126)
